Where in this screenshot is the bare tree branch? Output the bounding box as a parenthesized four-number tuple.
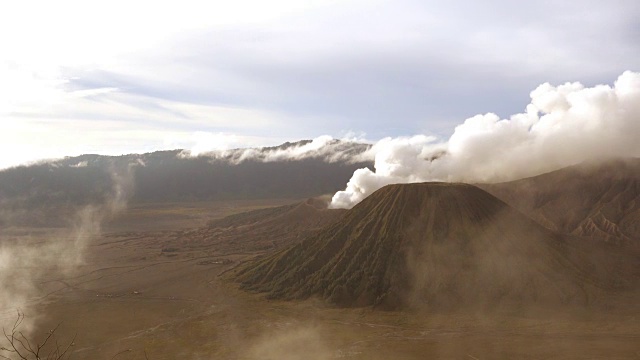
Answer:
(0, 311, 74, 360)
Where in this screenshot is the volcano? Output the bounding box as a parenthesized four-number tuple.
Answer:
(234, 182, 627, 309)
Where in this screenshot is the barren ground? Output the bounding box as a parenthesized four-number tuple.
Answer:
(3, 200, 639, 359)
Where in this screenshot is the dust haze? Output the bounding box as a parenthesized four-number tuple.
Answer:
(0, 162, 136, 335)
(242, 326, 332, 360)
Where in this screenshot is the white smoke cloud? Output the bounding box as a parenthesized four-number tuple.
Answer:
(187, 132, 245, 156)
(182, 135, 373, 164)
(331, 71, 640, 208)
(70, 160, 88, 168)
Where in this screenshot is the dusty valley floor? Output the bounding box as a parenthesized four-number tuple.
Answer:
(2, 200, 639, 359)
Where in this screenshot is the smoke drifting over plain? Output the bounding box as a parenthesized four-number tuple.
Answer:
(0, 162, 136, 334)
(331, 71, 640, 208)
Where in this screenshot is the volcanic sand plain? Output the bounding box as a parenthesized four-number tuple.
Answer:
(4, 199, 640, 360)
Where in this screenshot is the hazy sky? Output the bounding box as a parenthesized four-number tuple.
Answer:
(1, 0, 638, 169)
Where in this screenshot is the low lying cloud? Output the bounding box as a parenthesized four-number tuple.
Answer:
(71, 160, 88, 168)
(182, 135, 373, 164)
(331, 71, 640, 208)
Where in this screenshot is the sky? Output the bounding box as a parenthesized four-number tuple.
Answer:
(1, 0, 639, 169)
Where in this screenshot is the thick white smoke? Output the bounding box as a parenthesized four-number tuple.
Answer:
(331, 71, 640, 208)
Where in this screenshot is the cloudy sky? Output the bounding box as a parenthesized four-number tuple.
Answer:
(1, 0, 638, 169)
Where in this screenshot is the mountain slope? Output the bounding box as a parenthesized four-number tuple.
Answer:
(185, 197, 346, 253)
(479, 158, 640, 244)
(235, 183, 619, 309)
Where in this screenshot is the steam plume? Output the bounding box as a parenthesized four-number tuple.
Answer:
(331, 71, 640, 208)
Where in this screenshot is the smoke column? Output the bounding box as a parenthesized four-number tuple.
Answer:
(331, 71, 640, 208)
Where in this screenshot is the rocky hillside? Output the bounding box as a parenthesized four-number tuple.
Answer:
(480, 158, 640, 244)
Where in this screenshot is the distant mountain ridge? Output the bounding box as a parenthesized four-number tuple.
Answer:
(0, 140, 372, 207)
(0, 140, 372, 227)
